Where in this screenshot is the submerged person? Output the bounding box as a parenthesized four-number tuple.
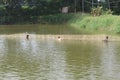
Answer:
(26, 34, 29, 40)
(58, 36, 61, 41)
(26, 32, 29, 40)
(106, 36, 108, 40)
(103, 36, 108, 42)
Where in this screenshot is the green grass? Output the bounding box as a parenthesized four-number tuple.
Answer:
(39, 13, 120, 34)
(71, 15, 120, 34)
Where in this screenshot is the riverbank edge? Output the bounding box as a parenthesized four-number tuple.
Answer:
(3, 34, 120, 41)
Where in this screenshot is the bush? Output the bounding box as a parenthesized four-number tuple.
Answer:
(91, 6, 102, 16)
(91, 6, 113, 16)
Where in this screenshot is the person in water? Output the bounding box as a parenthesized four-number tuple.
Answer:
(106, 36, 108, 40)
(58, 36, 61, 41)
(26, 32, 29, 40)
(103, 36, 108, 42)
(26, 34, 29, 40)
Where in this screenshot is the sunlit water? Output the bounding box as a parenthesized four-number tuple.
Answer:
(0, 25, 120, 80)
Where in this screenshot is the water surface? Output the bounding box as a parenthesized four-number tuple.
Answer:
(0, 25, 120, 80)
(0, 24, 81, 34)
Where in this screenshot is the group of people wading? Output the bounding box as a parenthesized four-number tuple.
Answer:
(25, 32, 108, 42)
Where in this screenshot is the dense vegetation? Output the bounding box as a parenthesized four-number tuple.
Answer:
(0, 0, 120, 34)
(0, 0, 120, 24)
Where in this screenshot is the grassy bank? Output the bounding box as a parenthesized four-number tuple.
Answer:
(39, 13, 120, 34)
(1, 13, 120, 35)
(71, 15, 120, 34)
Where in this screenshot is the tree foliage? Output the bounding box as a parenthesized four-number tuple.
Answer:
(0, 0, 120, 24)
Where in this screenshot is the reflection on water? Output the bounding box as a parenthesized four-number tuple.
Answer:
(100, 42, 120, 80)
(0, 35, 69, 80)
(0, 36, 7, 57)
(0, 35, 120, 80)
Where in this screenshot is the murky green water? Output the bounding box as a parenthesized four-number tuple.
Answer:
(0, 25, 120, 80)
(0, 24, 82, 34)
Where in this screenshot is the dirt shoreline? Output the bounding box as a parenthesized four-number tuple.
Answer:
(1, 34, 120, 41)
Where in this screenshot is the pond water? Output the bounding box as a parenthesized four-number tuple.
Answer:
(0, 24, 82, 34)
(0, 25, 120, 80)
